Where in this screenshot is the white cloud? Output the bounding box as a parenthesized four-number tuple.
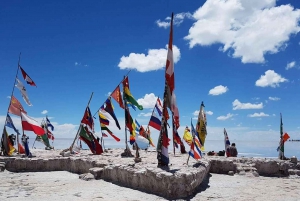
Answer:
(156, 12, 194, 28)
(232, 99, 263, 110)
(184, 0, 300, 63)
(248, 112, 269, 117)
(137, 93, 158, 109)
(41, 110, 48, 115)
(269, 96, 280, 101)
(118, 45, 181, 72)
(193, 110, 199, 116)
(206, 111, 213, 115)
(208, 85, 228, 96)
(286, 61, 296, 70)
(217, 113, 233, 120)
(75, 62, 80, 66)
(255, 70, 288, 87)
(138, 112, 152, 117)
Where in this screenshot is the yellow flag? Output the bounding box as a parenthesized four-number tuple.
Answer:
(183, 128, 193, 145)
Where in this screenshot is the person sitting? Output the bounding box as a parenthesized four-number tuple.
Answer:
(229, 143, 238, 157)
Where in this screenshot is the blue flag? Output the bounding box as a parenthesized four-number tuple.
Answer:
(46, 117, 54, 131)
(6, 114, 20, 135)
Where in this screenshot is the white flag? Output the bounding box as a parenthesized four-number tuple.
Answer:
(15, 78, 32, 106)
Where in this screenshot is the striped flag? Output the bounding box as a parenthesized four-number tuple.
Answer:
(189, 121, 202, 160)
(15, 78, 32, 106)
(224, 128, 231, 157)
(47, 130, 55, 140)
(5, 114, 20, 135)
(19, 65, 37, 87)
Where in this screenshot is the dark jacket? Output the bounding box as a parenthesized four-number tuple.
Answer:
(229, 146, 238, 157)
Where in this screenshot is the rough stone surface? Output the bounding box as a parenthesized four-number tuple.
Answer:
(79, 173, 95, 181)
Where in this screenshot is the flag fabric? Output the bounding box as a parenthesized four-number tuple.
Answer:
(21, 135, 32, 157)
(135, 134, 149, 150)
(127, 102, 137, 111)
(102, 133, 108, 137)
(277, 113, 286, 156)
(21, 112, 45, 135)
(123, 87, 143, 110)
(165, 14, 175, 94)
(111, 85, 124, 109)
(135, 119, 141, 133)
(125, 108, 136, 144)
(102, 98, 121, 130)
(183, 127, 193, 146)
(224, 128, 231, 157)
(99, 113, 109, 126)
(196, 102, 207, 151)
(100, 123, 120, 142)
(46, 117, 54, 131)
(149, 112, 161, 131)
(1, 127, 15, 156)
(172, 118, 182, 147)
(277, 133, 290, 152)
(15, 78, 32, 106)
(158, 120, 170, 165)
(81, 106, 94, 131)
(283, 133, 290, 142)
(189, 121, 202, 160)
(79, 125, 103, 155)
(19, 65, 37, 87)
(6, 114, 20, 135)
(146, 128, 155, 147)
(8, 96, 27, 116)
(47, 130, 55, 140)
(155, 98, 163, 116)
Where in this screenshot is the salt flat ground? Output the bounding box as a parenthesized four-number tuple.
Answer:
(1, 170, 300, 201)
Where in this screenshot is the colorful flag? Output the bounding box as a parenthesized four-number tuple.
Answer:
(19, 65, 37, 87)
(6, 114, 20, 135)
(102, 98, 121, 129)
(47, 130, 55, 140)
(8, 96, 27, 116)
(172, 120, 182, 146)
(102, 133, 108, 137)
(1, 127, 15, 156)
(100, 123, 120, 142)
(15, 78, 32, 106)
(122, 76, 143, 110)
(155, 98, 163, 116)
(149, 112, 161, 131)
(21, 112, 45, 135)
(196, 102, 207, 151)
(159, 120, 170, 165)
(125, 108, 136, 144)
(46, 117, 54, 131)
(283, 133, 290, 142)
(99, 113, 109, 126)
(224, 128, 231, 157)
(81, 106, 94, 131)
(127, 102, 137, 111)
(165, 14, 175, 95)
(183, 126, 192, 146)
(111, 85, 124, 109)
(189, 121, 202, 160)
(79, 125, 103, 155)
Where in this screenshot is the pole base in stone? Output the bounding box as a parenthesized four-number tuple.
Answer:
(134, 157, 142, 163)
(121, 148, 134, 157)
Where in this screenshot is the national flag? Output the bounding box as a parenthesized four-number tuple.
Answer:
(81, 106, 94, 131)
(1, 127, 15, 156)
(111, 85, 124, 109)
(122, 76, 130, 89)
(135, 119, 141, 133)
(125, 108, 136, 144)
(283, 133, 290, 142)
(21, 135, 32, 157)
(173, 123, 182, 146)
(189, 121, 202, 160)
(46, 117, 54, 131)
(100, 123, 120, 142)
(155, 98, 163, 116)
(135, 134, 149, 150)
(171, 92, 180, 129)
(102, 133, 108, 137)
(224, 128, 231, 157)
(5, 114, 20, 135)
(127, 102, 136, 111)
(47, 130, 55, 140)
(19, 65, 37, 87)
(183, 127, 192, 146)
(165, 13, 175, 95)
(122, 76, 143, 110)
(21, 112, 45, 135)
(149, 112, 161, 131)
(146, 128, 155, 147)
(102, 98, 121, 130)
(8, 96, 27, 116)
(99, 113, 109, 126)
(79, 125, 103, 154)
(158, 120, 170, 165)
(15, 78, 32, 106)
(196, 102, 207, 150)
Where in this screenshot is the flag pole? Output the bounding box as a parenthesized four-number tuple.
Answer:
(92, 70, 131, 118)
(172, 115, 175, 156)
(69, 92, 94, 153)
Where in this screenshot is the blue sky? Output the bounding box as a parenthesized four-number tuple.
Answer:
(1, 0, 300, 149)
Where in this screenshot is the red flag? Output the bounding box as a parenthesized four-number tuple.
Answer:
(111, 86, 124, 109)
(81, 107, 94, 131)
(122, 76, 129, 89)
(19, 65, 37, 87)
(21, 112, 44, 135)
(165, 13, 174, 94)
(47, 130, 55, 140)
(283, 133, 290, 142)
(8, 96, 27, 116)
(102, 133, 108, 137)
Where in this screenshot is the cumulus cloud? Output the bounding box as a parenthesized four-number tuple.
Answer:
(137, 93, 158, 109)
(255, 70, 288, 88)
(286, 61, 296, 70)
(118, 45, 181, 72)
(269, 97, 280, 101)
(184, 0, 300, 63)
(41, 110, 48, 115)
(232, 99, 263, 110)
(208, 85, 228, 95)
(156, 12, 194, 28)
(217, 113, 234, 120)
(138, 112, 152, 117)
(206, 111, 213, 115)
(248, 112, 270, 117)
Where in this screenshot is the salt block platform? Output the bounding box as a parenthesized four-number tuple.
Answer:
(1, 149, 300, 199)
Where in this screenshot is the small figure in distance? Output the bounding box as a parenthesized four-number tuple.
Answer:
(229, 143, 238, 157)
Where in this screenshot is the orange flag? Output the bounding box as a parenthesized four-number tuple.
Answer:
(8, 96, 27, 116)
(111, 86, 124, 109)
(283, 133, 290, 142)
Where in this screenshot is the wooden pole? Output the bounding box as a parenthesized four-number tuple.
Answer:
(70, 92, 94, 152)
